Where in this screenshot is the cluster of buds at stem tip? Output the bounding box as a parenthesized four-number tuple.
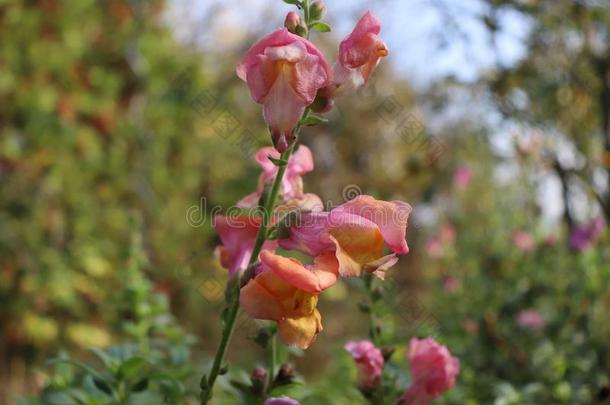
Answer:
(237, 6, 387, 152)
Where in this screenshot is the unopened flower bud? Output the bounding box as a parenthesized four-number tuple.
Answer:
(274, 363, 295, 386)
(250, 367, 267, 395)
(284, 11, 307, 37)
(284, 11, 300, 32)
(310, 1, 326, 21)
(251, 367, 267, 383)
(381, 345, 395, 361)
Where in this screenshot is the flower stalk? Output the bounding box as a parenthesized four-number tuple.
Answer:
(200, 109, 310, 404)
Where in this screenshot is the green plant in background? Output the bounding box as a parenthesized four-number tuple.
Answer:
(20, 229, 197, 405)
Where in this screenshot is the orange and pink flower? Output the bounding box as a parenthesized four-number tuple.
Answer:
(240, 251, 338, 349)
(333, 11, 388, 96)
(279, 195, 411, 279)
(214, 215, 278, 277)
(236, 28, 332, 152)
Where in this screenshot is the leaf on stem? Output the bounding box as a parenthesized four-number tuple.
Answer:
(309, 22, 331, 32)
(300, 114, 328, 126)
(282, 0, 302, 7)
(268, 155, 289, 167)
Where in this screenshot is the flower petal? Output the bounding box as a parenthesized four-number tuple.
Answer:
(259, 251, 338, 294)
(240, 272, 287, 321)
(337, 195, 411, 254)
(237, 28, 331, 86)
(278, 309, 322, 349)
(339, 11, 382, 69)
(262, 69, 306, 152)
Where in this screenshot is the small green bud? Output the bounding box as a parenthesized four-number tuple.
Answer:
(309, 1, 326, 21)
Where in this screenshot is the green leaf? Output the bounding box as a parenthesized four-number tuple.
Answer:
(117, 356, 149, 381)
(300, 114, 328, 126)
(282, 0, 302, 6)
(199, 373, 209, 390)
(131, 378, 149, 392)
(47, 358, 107, 382)
(219, 364, 229, 375)
(309, 22, 331, 32)
(87, 347, 116, 371)
(267, 155, 288, 166)
(151, 373, 184, 400)
(93, 378, 113, 395)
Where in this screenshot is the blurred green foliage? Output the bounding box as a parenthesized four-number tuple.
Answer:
(19, 231, 196, 404)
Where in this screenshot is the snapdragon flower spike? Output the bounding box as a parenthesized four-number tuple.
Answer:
(345, 340, 384, 390)
(214, 215, 278, 277)
(279, 195, 411, 279)
(399, 338, 460, 405)
(333, 10, 388, 96)
(236, 28, 332, 152)
(240, 250, 338, 349)
(239, 146, 314, 207)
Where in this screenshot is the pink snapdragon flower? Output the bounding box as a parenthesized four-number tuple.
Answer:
(265, 397, 300, 405)
(213, 215, 278, 277)
(453, 166, 473, 188)
(516, 309, 545, 330)
(512, 230, 535, 253)
(236, 28, 332, 152)
(399, 337, 460, 405)
(239, 146, 314, 205)
(333, 11, 388, 96)
(279, 195, 411, 279)
(345, 340, 384, 390)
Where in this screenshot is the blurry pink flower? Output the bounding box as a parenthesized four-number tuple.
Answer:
(214, 215, 278, 277)
(543, 233, 558, 246)
(453, 166, 473, 188)
(265, 397, 300, 405)
(462, 319, 479, 335)
(439, 224, 456, 245)
(238, 146, 322, 211)
(442, 276, 459, 293)
(569, 216, 605, 252)
(512, 230, 535, 253)
(399, 337, 460, 405)
(516, 309, 545, 330)
(425, 237, 443, 259)
(236, 28, 332, 152)
(279, 195, 411, 279)
(258, 145, 314, 199)
(345, 340, 384, 390)
(332, 10, 388, 96)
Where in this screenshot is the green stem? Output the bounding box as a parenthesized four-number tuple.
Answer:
(364, 274, 380, 345)
(303, 0, 311, 40)
(200, 109, 310, 404)
(267, 332, 278, 390)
